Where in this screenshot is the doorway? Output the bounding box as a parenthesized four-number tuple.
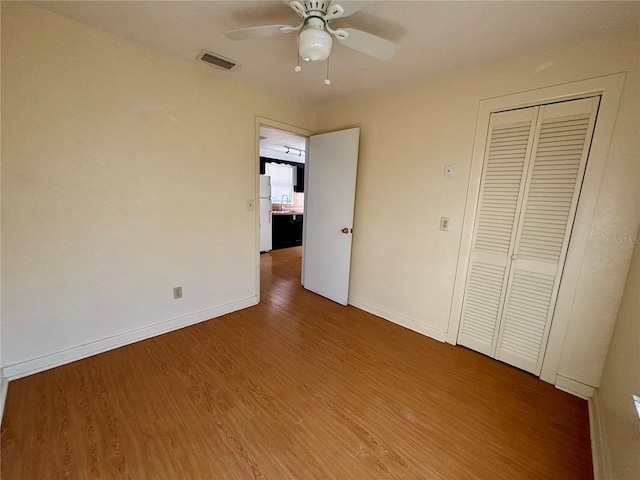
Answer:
(255, 119, 361, 306)
(256, 120, 311, 298)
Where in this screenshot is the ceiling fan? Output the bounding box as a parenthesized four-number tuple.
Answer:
(224, 1, 398, 66)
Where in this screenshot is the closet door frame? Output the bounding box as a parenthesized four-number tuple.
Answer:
(447, 73, 625, 386)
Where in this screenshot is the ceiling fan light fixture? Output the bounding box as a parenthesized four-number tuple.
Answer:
(298, 27, 332, 62)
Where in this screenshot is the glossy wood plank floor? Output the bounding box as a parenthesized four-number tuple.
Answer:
(1, 246, 593, 479)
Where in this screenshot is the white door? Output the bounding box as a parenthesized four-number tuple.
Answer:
(303, 128, 360, 305)
(458, 97, 599, 375)
(457, 107, 538, 357)
(494, 98, 599, 374)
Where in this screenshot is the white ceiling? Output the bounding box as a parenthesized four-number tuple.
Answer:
(260, 125, 307, 162)
(34, 1, 639, 108)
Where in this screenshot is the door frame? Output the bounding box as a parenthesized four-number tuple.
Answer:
(446, 73, 625, 386)
(254, 116, 314, 302)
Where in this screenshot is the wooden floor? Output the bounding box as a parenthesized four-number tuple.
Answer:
(1, 246, 593, 479)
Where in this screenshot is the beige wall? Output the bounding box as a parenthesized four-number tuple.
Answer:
(317, 29, 639, 389)
(594, 229, 639, 480)
(0, 3, 316, 374)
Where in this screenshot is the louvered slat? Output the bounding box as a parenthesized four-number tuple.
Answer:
(499, 271, 556, 361)
(474, 122, 530, 254)
(460, 262, 506, 346)
(518, 113, 591, 262)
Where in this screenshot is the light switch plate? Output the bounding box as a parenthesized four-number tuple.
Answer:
(246, 199, 254, 212)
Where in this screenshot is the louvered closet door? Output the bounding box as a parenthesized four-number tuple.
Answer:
(495, 97, 600, 374)
(457, 107, 539, 356)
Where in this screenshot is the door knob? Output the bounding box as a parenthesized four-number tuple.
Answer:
(511, 254, 518, 260)
(342, 227, 350, 234)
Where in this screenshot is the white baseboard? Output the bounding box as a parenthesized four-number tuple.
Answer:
(588, 392, 607, 480)
(3, 296, 258, 381)
(0, 370, 8, 427)
(555, 374, 595, 399)
(348, 295, 448, 343)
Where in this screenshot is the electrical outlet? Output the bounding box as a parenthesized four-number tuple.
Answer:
(246, 199, 254, 212)
(440, 217, 450, 231)
(173, 286, 183, 299)
(444, 164, 454, 178)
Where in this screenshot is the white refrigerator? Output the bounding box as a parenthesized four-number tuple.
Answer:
(259, 175, 272, 252)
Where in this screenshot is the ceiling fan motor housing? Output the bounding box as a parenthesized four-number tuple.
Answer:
(300, 1, 331, 16)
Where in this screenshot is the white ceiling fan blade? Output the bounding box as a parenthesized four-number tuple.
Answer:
(330, 1, 371, 18)
(224, 25, 292, 41)
(337, 28, 398, 60)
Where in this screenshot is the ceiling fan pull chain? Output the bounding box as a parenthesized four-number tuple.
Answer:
(324, 57, 331, 86)
(295, 35, 302, 73)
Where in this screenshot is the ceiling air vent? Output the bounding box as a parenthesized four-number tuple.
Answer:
(197, 50, 237, 71)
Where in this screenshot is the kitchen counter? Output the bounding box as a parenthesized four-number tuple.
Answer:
(272, 210, 304, 216)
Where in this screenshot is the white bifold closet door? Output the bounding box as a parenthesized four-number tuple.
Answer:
(458, 96, 600, 375)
